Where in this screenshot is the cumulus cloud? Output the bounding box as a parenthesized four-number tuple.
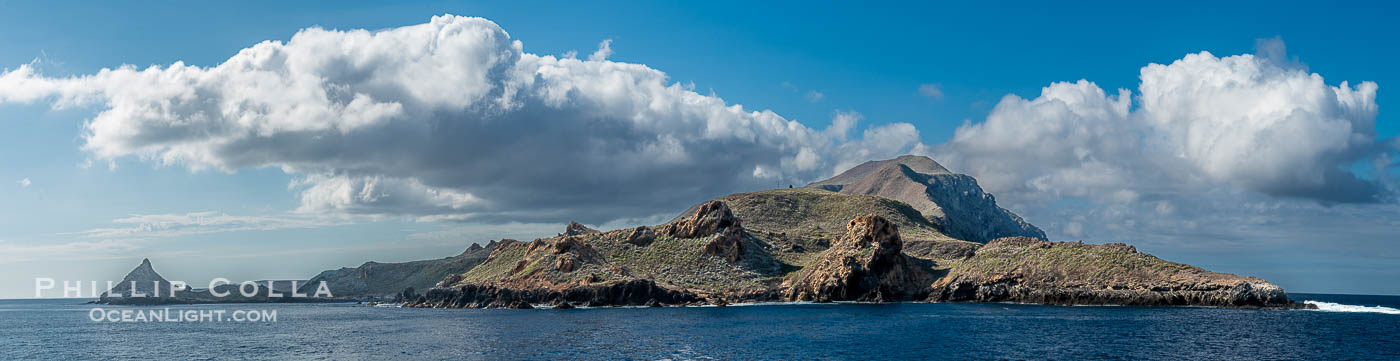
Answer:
(1138, 51, 1383, 202)
(934, 80, 1149, 201)
(0, 15, 927, 224)
(925, 37, 1397, 252)
(17, 177, 30, 188)
(936, 43, 1392, 205)
(805, 90, 824, 103)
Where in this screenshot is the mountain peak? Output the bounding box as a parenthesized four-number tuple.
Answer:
(890, 155, 951, 174)
(102, 258, 174, 298)
(806, 155, 1045, 243)
(806, 155, 950, 192)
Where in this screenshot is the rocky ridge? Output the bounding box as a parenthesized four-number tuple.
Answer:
(928, 237, 1300, 308)
(299, 240, 501, 297)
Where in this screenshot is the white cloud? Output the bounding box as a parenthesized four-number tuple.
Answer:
(918, 83, 944, 100)
(825, 111, 860, 141)
(930, 38, 1397, 246)
(1138, 51, 1382, 202)
(588, 38, 613, 61)
(805, 90, 824, 102)
(0, 239, 145, 264)
(17, 177, 30, 188)
(0, 15, 928, 224)
(937, 46, 1391, 205)
(934, 80, 1143, 201)
(74, 212, 344, 239)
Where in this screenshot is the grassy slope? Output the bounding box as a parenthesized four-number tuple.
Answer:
(937, 237, 1255, 288)
(714, 188, 979, 266)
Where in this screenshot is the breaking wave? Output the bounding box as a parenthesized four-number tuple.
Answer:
(1305, 301, 1400, 315)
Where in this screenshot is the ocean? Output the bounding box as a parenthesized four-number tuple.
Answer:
(2, 293, 1397, 360)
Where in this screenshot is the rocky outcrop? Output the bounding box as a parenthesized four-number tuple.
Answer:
(806, 155, 1045, 243)
(393, 287, 419, 303)
(662, 201, 742, 238)
(562, 221, 600, 236)
(101, 258, 183, 299)
(927, 237, 1310, 309)
(406, 279, 699, 308)
(664, 200, 747, 262)
(784, 215, 933, 302)
(703, 226, 746, 262)
(526, 236, 607, 274)
(619, 226, 657, 246)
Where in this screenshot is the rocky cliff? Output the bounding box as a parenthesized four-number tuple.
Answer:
(807, 155, 1045, 243)
(784, 215, 934, 302)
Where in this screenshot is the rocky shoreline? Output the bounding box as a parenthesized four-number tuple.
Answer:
(404, 279, 700, 309)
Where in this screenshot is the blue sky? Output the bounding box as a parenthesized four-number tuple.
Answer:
(1, 1, 1397, 298)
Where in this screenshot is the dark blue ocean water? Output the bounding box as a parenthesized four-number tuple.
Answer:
(2, 293, 1397, 360)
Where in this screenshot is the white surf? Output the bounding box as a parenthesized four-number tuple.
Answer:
(1304, 301, 1400, 315)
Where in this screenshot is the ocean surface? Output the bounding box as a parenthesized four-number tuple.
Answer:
(2, 293, 1397, 360)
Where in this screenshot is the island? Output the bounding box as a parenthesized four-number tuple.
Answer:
(100, 155, 1314, 310)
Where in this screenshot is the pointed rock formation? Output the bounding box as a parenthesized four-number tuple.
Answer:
(784, 215, 933, 302)
(525, 235, 607, 274)
(662, 200, 742, 238)
(807, 155, 1044, 243)
(562, 221, 600, 236)
(102, 258, 181, 299)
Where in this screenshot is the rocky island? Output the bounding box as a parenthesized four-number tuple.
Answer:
(402, 155, 1311, 309)
(102, 155, 1312, 310)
